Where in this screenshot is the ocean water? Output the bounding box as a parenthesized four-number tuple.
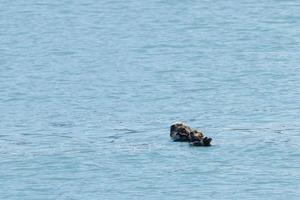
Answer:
(1, 0, 300, 199)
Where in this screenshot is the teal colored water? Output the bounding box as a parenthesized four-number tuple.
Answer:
(1, 0, 300, 199)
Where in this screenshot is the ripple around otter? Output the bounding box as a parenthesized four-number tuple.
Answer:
(1, 0, 300, 199)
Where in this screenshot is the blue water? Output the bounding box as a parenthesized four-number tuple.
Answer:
(1, 0, 300, 199)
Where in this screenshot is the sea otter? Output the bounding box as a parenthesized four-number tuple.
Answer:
(170, 122, 212, 146)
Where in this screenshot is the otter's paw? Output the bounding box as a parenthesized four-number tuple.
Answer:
(203, 137, 212, 146)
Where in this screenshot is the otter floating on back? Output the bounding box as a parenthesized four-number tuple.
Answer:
(170, 122, 212, 146)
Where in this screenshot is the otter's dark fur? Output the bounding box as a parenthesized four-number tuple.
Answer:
(170, 122, 212, 146)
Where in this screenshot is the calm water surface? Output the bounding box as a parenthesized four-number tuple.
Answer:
(1, 0, 300, 199)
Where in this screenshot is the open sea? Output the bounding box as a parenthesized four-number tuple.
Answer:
(1, 0, 300, 199)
